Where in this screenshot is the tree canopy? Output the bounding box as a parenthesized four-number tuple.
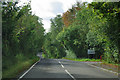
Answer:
(2, 2, 45, 77)
(43, 2, 120, 63)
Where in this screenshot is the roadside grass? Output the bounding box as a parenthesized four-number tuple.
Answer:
(62, 57, 119, 66)
(62, 57, 101, 62)
(62, 57, 120, 73)
(94, 61, 120, 73)
(2, 56, 39, 78)
(102, 61, 119, 65)
(100, 61, 120, 68)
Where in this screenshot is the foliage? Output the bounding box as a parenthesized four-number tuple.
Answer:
(65, 49, 77, 59)
(2, 2, 120, 78)
(90, 2, 120, 51)
(57, 5, 92, 58)
(89, 2, 120, 63)
(43, 15, 66, 58)
(62, 2, 83, 27)
(3, 56, 39, 78)
(2, 1, 45, 78)
(62, 58, 100, 62)
(48, 2, 119, 63)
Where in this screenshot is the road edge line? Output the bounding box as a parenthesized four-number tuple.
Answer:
(87, 63, 119, 75)
(18, 59, 40, 80)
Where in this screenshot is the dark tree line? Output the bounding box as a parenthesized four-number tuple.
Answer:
(2, 1, 45, 78)
(43, 2, 120, 63)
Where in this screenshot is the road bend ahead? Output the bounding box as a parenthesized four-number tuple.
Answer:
(20, 59, 118, 80)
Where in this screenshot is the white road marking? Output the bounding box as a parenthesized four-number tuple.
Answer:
(18, 60, 40, 80)
(58, 61, 61, 64)
(87, 63, 119, 75)
(65, 69, 76, 80)
(61, 64, 64, 68)
(58, 60, 76, 80)
(58, 61, 64, 68)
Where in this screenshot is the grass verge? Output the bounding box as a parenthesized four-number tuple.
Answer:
(92, 62, 120, 73)
(62, 57, 120, 73)
(2, 56, 39, 78)
(62, 57, 101, 62)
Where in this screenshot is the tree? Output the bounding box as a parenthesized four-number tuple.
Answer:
(43, 15, 65, 58)
(2, 1, 45, 75)
(89, 2, 120, 63)
(62, 2, 81, 27)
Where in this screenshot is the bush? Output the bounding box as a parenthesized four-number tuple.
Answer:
(65, 49, 77, 59)
(2, 56, 39, 78)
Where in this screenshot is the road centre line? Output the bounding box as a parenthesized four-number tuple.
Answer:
(18, 60, 40, 80)
(61, 64, 65, 68)
(58, 61, 61, 64)
(65, 69, 76, 80)
(58, 60, 76, 80)
(58, 61, 64, 68)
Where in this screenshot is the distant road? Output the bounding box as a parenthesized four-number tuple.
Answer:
(19, 59, 118, 80)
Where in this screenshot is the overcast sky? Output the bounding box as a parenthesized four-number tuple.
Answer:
(19, 0, 92, 32)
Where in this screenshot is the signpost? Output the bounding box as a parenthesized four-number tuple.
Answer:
(88, 49, 95, 54)
(88, 49, 95, 58)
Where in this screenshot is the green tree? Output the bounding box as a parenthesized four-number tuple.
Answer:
(2, 1, 45, 77)
(43, 15, 65, 58)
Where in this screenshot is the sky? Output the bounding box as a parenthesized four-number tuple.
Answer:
(19, 0, 92, 32)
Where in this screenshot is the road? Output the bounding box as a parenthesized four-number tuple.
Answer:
(19, 59, 118, 80)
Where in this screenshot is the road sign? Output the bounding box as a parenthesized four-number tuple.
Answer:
(88, 49, 95, 54)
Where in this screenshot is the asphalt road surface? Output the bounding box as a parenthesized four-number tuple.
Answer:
(20, 59, 118, 80)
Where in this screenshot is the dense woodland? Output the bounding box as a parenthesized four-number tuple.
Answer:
(2, 1, 120, 78)
(2, 2, 45, 78)
(43, 2, 120, 63)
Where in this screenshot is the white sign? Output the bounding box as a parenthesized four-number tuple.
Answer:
(88, 49, 95, 54)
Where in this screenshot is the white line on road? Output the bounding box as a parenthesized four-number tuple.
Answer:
(58, 61, 61, 64)
(65, 69, 76, 80)
(87, 63, 119, 75)
(61, 64, 65, 68)
(58, 60, 76, 80)
(58, 61, 65, 68)
(18, 60, 40, 80)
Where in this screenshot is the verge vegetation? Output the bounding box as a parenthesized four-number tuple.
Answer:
(2, 2, 44, 78)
